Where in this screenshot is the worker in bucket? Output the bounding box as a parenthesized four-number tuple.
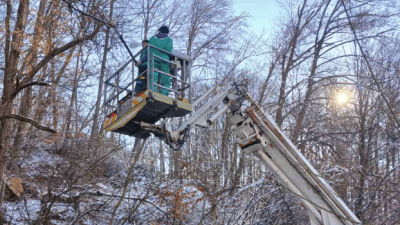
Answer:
(134, 40, 149, 94)
(136, 25, 173, 96)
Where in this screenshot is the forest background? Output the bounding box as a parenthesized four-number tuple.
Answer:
(0, 0, 400, 224)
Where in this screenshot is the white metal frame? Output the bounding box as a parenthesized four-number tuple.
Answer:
(166, 84, 361, 225)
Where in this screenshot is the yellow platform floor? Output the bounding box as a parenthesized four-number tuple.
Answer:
(105, 90, 192, 138)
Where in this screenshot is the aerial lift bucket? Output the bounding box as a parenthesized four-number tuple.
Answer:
(103, 45, 192, 139)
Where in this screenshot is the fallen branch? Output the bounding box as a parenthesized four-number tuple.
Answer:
(0, 114, 56, 133)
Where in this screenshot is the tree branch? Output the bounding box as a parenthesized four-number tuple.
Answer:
(20, 25, 102, 87)
(12, 81, 49, 99)
(341, 0, 400, 130)
(0, 114, 56, 133)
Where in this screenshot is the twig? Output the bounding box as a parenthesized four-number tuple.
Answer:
(109, 139, 147, 225)
(341, 0, 400, 130)
(21, 26, 101, 87)
(23, 197, 32, 225)
(61, 0, 137, 63)
(0, 114, 56, 133)
(278, 183, 362, 224)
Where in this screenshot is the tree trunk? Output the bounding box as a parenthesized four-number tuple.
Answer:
(0, 0, 29, 209)
(247, 155, 253, 185)
(258, 59, 277, 105)
(230, 150, 245, 196)
(173, 150, 182, 178)
(51, 62, 58, 134)
(61, 45, 83, 154)
(12, 87, 32, 150)
(13, 0, 47, 151)
(275, 0, 310, 127)
(230, 139, 238, 185)
(91, 0, 115, 140)
(276, 55, 287, 127)
(221, 115, 229, 179)
(159, 139, 165, 178)
(109, 139, 147, 225)
(355, 90, 368, 221)
(143, 0, 150, 40)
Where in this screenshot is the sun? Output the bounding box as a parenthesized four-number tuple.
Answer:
(337, 93, 348, 104)
(327, 86, 354, 111)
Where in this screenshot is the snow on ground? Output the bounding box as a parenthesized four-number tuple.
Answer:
(3, 145, 212, 224)
(3, 200, 41, 224)
(22, 147, 63, 166)
(3, 180, 210, 224)
(20, 148, 64, 178)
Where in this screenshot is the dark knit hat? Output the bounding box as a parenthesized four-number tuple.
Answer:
(158, 25, 169, 34)
(142, 39, 148, 44)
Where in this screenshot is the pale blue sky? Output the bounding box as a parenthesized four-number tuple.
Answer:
(233, 0, 281, 34)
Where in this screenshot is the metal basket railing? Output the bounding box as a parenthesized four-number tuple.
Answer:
(103, 44, 191, 118)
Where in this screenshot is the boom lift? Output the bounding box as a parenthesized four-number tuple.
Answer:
(140, 84, 361, 225)
(61, 4, 360, 224)
(103, 48, 361, 225)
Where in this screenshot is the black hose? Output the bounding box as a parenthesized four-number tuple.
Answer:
(163, 123, 188, 151)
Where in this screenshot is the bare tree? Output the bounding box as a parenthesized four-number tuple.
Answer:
(0, 0, 103, 208)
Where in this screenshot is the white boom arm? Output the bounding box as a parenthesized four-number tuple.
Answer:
(164, 84, 361, 225)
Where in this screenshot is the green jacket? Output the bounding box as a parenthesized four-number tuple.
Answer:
(148, 34, 173, 63)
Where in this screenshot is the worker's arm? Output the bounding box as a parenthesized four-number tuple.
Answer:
(140, 50, 147, 62)
(136, 50, 147, 66)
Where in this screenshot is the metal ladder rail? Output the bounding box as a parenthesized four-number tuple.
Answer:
(245, 93, 360, 224)
(247, 109, 349, 224)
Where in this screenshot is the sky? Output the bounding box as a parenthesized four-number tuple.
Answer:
(232, 0, 282, 34)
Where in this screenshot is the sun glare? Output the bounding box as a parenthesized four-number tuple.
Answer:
(337, 93, 348, 103)
(328, 86, 353, 110)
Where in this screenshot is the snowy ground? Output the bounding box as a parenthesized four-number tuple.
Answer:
(3, 147, 209, 224)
